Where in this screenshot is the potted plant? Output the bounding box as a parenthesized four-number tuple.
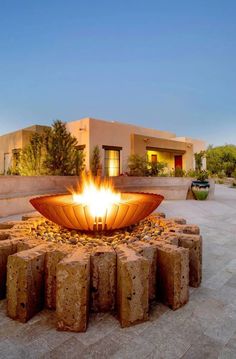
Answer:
(191, 170, 210, 200)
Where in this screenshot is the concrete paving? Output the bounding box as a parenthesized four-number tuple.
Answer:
(0, 184, 236, 358)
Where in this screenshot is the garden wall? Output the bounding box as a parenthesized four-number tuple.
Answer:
(0, 176, 215, 218)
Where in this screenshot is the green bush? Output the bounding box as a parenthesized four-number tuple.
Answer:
(147, 161, 167, 176)
(206, 144, 236, 177)
(127, 155, 148, 176)
(91, 146, 101, 176)
(185, 169, 197, 178)
(127, 155, 167, 177)
(196, 170, 209, 182)
(18, 133, 47, 176)
(173, 167, 185, 177)
(232, 169, 236, 179)
(194, 151, 205, 171)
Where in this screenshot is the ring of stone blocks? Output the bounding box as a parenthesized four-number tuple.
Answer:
(0, 214, 202, 332)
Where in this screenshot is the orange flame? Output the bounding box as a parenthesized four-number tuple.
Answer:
(70, 174, 121, 218)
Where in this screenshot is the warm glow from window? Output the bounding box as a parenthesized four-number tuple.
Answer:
(105, 149, 120, 176)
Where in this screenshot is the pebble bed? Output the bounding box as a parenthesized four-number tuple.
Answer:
(31, 215, 172, 248)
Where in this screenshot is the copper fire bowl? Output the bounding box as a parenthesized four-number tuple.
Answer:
(30, 192, 164, 231)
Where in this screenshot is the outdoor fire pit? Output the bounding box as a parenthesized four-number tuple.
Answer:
(30, 192, 164, 231)
(30, 176, 164, 231)
(0, 176, 202, 333)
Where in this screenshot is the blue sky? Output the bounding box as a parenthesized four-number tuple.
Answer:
(0, 0, 236, 145)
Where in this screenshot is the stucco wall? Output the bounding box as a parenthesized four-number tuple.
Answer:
(0, 130, 23, 173)
(0, 175, 215, 218)
(66, 119, 90, 170)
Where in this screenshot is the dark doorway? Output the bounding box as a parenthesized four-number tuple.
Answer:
(174, 155, 183, 169)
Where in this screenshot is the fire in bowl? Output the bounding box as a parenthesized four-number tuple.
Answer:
(30, 175, 164, 231)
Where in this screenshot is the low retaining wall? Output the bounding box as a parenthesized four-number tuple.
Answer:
(0, 176, 215, 218)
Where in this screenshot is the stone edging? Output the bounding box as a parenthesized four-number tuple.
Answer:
(0, 214, 202, 332)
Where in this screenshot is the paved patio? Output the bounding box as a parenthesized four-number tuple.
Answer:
(0, 184, 236, 359)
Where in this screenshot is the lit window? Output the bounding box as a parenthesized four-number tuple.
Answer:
(104, 149, 120, 176)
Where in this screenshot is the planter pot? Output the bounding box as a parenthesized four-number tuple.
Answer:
(191, 180, 210, 200)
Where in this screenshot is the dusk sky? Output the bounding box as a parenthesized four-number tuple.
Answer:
(0, 1, 236, 145)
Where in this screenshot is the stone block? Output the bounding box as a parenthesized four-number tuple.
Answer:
(90, 246, 116, 312)
(152, 212, 166, 218)
(16, 238, 43, 252)
(178, 224, 200, 235)
(7, 244, 50, 322)
(159, 234, 179, 246)
(0, 229, 31, 239)
(22, 213, 44, 221)
(0, 239, 19, 298)
(167, 217, 187, 225)
(0, 232, 10, 241)
(116, 244, 149, 327)
(149, 240, 189, 310)
(0, 223, 15, 230)
(129, 241, 157, 302)
(178, 233, 202, 287)
(56, 248, 90, 332)
(45, 245, 72, 309)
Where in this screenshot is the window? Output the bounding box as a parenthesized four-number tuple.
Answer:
(104, 147, 121, 176)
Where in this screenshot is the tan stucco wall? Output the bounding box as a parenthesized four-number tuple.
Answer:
(68, 118, 180, 175)
(66, 118, 90, 170)
(0, 130, 23, 173)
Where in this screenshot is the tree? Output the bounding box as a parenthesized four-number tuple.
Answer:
(44, 120, 78, 175)
(206, 144, 236, 177)
(75, 148, 85, 176)
(194, 151, 205, 171)
(18, 133, 46, 175)
(91, 145, 101, 176)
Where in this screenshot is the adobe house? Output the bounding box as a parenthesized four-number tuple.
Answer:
(66, 118, 206, 176)
(0, 125, 49, 174)
(0, 118, 206, 175)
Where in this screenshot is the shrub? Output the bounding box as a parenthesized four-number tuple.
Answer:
(174, 167, 185, 177)
(232, 169, 236, 179)
(185, 169, 197, 178)
(194, 151, 205, 171)
(196, 170, 209, 182)
(75, 149, 85, 176)
(18, 133, 47, 176)
(44, 120, 78, 175)
(127, 155, 167, 177)
(91, 146, 101, 176)
(147, 161, 167, 176)
(127, 155, 149, 176)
